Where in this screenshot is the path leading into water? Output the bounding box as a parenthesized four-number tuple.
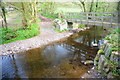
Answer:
(0, 21, 74, 56)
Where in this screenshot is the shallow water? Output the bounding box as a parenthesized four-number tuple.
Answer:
(1, 26, 111, 78)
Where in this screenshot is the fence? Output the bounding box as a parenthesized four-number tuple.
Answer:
(62, 12, 120, 27)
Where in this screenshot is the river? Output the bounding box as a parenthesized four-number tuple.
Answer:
(1, 26, 112, 78)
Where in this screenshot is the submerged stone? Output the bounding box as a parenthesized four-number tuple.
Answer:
(84, 60, 94, 65)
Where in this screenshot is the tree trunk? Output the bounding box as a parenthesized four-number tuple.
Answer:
(89, 0, 94, 12)
(21, 2, 28, 29)
(0, 1, 8, 30)
(95, 0, 99, 12)
(2, 8, 8, 30)
(81, 1, 86, 12)
(1, 15, 4, 28)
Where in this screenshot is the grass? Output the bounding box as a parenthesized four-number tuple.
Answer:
(78, 24, 86, 28)
(42, 14, 58, 19)
(55, 7, 81, 13)
(12, 19, 21, 24)
(0, 23, 40, 44)
(54, 28, 68, 33)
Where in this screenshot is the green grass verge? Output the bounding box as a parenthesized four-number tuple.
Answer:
(54, 28, 68, 33)
(0, 23, 40, 44)
(78, 24, 86, 28)
(42, 14, 58, 19)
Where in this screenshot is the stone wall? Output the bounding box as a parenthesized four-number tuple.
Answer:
(94, 40, 119, 78)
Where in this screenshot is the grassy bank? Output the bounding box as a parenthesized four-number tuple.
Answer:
(0, 23, 40, 44)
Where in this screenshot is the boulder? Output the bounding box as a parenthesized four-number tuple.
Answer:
(107, 72, 114, 78)
(98, 55, 105, 73)
(105, 47, 112, 58)
(94, 50, 104, 66)
(53, 19, 68, 31)
(110, 52, 119, 62)
(104, 40, 108, 44)
(100, 44, 104, 50)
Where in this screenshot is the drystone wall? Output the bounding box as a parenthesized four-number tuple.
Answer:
(94, 40, 119, 78)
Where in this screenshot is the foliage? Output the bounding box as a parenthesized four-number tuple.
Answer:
(0, 23, 40, 44)
(73, 1, 118, 13)
(38, 2, 57, 18)
(37, 18, 41, 22)
(102, 28, 119, 77)
(98, 50, 104, 54)
(78, 24, 86, 28)
(104, 28, 119, 51)
(112, 69, 119, 76)
(42, 14, 58, 19)
(0, 1, 8, 29)
(8, 2, 38, 29)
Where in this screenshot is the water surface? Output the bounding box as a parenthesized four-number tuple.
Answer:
(1, 26, 111, 78)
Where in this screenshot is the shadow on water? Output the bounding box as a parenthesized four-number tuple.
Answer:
(1, 26, 112, 78)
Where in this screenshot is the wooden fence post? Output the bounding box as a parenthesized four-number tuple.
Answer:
(86, 12, 88, 25)
(93, 13, 95, 26)
(110, 14, 113, 27)
(102, 13, 104, 27)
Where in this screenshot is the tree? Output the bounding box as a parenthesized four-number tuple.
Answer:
(89, 0, 94, 12)
(0, 1, 8, 30)
(39, 2, 57, 16)
(72, 0, 87, 12)
(8, 1, 38, 30)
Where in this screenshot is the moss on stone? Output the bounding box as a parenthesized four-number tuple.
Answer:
(98, 50, 104, 54)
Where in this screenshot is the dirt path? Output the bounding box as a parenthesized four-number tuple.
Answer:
(0, 21, 74, 56)
(0, 13, 22, 28)
(0, 14, 91, 56)
(38, 14, 53, 22)
(40, 22, 57, 34)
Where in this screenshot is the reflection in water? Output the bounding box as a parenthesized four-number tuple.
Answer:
(1, 26, 111, 78)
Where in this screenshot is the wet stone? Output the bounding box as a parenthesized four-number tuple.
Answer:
(84, 60, 94, 65)
(107, 72, 114, 78)
(98, 55, 105, 73)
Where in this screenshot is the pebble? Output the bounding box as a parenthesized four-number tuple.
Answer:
(88, 71, 90, 73)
